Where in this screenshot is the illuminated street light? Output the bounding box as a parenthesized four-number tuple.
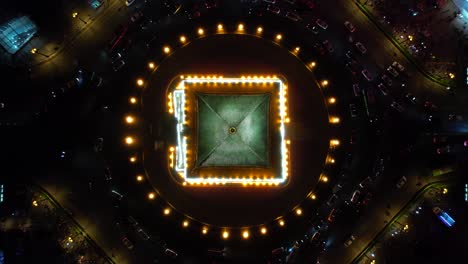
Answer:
(72, 12, 87, 24)
(330, 117, 340, 124)
(294, 47, 300, 53)
(148, 192, 156, 200)
(238, 23, 244, 32)
(198, 28, 204, 36)
(321, 80, 329, 86)
(136, 175, 144, 182)
(125, 115, 135, 124)
(260, 227, 267, 235)
(180, 35, 186, 43)
(448, 73, 455, 79)
(310, 193, 317, 200)
(309, 61, 316, 68)
(257, 26, 263, 34)
(279, 219, 285, 226)
(148, 62, 155, 69)
(136, 78, 144, 86)
(182, 220, 189, 228)
(129, 97, 137, 104)
(222, 230, 229, 239)
(163, 46, 171, 54)
(30, 47, 49, 58)
(275, 34, 282, 41)
(295, 208, 302, 216)
(129, 156, 137, 163)
(125, 136, 134, 145)
(163, 208, 171, 215)
(242, 230, 249, 239)
(330, 139, 340, 147)
(328, 97, 336, 104)
(320, 175, 329, 182)
(217, 24, 224, 31)
(32, 200, 38, 207)
(442, 188, 448, 194)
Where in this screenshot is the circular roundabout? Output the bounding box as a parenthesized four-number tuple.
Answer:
(123, 24, 342, 241)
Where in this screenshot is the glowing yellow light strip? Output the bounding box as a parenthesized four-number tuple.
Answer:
(171, 76, 289, 186)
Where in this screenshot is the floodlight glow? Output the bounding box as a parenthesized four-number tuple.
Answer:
(125, 136, 134, 145)
(180, 35, 186, 43)
(163, 208, 171, 215)
(330, 117, 340, 124)
(170, 76, 290, 186)
(198, 28, 204, 35)
(182, 220, 189, 227)
(310, 193, 317, 200)
(242, 230, 249, 239)
(276, 34, 282, 40)
(136, 175, 144, 182)
(238, 23, 244, 31)
(148, 62, 155, 69)
(129, 156, 137, 163)
(294, 47, 300, 53)
(309, 61, 316, 68)
(279, 220, 285, 226)
(222, 230, 229, 239)
(330, 139, 340, 147)
(257, 27, 263, 33)
(130, 97, 137, 104)
(321, 80, 329, 86)
(136, 79, 144, 86)
(217, 24, 223, 31)
(295, 208, 302, 216)
(260, 227, 267, 235)
(148, 192, 156, 199)
(320, 175, 328, 182)
(125, 115, 135, 124)
(202, 227, 208, 234)
(328, 97, 336, 104)
(163, 46, 171, 54)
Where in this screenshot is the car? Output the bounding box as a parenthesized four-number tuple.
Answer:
(396, 176, 407, 188)
(110, 52, 122, 64)
(306, 24, 319, 34)
(301, 0, 315, 9)
(111, 190, 123, 201)
(381, 74, 392, 86)
(263, 0, 277, 3)
(386, 66, 399, 77)
(344, 235, 356, 247)
(404, 93, 418, 104)
(432, 206, 442, 215)
(464, 140, 468, 147)
(185, 7, 201, 20)
(377, 83, 389, 96)
(436, 145, 451, 154)
(285, 12, 301, 21)
(104, 167, 112, 181)
(267, 5, 280, 14)
(93, 137, 103, 152)
(355, 42, 367, 54)
(204, 0, 217, 9)
(327, 208, 338, 222)
(424, 101, 438, 111)
(362, 192, 372, 205)
(122, 237, 134, 249)
(127, 216, 138, 227)
(327, 194, 339, 206)
(344, 21, 356, 32)
(271, 247, 284, 256)
(332, 184, 343, 194)
(112, 60, 125, 71)
(352, 84, 360, 97)
(130, 11, 143, 23)
(316, 18, 328, 29)
(208, 248, 226, 257)
(346, 50, 358, 62)
(165, 248, 178, 258)
(322, 40, 334, 53)
(284, 0, 296, 4)
(390, 101, 405, 112)
(345, 62, 358, 75)
(313, 42, 325, 55)
(349, 104, 358, 118)
(310, 231, 321, 244)
(137, 228, 150, 240)
(392, 61, 405, 72)
(432, 134, 448, 144)
(361, 69, 372, 81)
(350, 190, 361, 203)
(359, 176, 372, 188)
(125, 0, 135, 6)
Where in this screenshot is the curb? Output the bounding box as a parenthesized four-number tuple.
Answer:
(32, 184, 116, 264)
(353, 0, 454, 88)
(350, 179, 451, 263)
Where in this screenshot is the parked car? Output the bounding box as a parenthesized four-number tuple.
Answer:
(377, 83, 389, 96)
(344, 235, 356, 247)
(350, 190, 361, 203)
(327, 194, 339, 206)
(323, 40, 334, 53)
(127, 216, 138, 227)
(404, 93, 418, 104)
(122, 236, 134, 249)
(112, 60, 125, 71)
(285, 12, 301, 21)
(381, 74, 392, 86)
(316, 18, 328, 29)
(436, 145, 451, 154)
(267, 5, 280, 14)
(104, 167, 112, 181)
(344, 21, 356, 32)
(349, 103, 358, 118)
(386, 66, 399, 77)
(306, 24, 319, 34)
(204, 0, 217, 9)
(352, 84, 360, 97)
(396, 176, 407, 188)
(327, 208, 338, 222)
(130, 11, 143, 23)
(361, 69, 372, 81)
(165, 248, 178, 258)
(359, 176, 372, 188)
(432, 134, 448, 144)
(390, 101, 405, 112)
(355, 42, 367, 54)
(93, 137, 103, 152)
(392, 61, 405, 71)
(346, 50, 358, 62)
(137, 228, 150, 240)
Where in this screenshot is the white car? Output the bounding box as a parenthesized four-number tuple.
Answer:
(361, 69, 372, 81)
(386, 66, 399, 77)
(316, 19, 328, 30)
(392, 61, 405, 72)
(355, 42, 367, 54)
(285, 12, 301, 21)
(112, 60, 125, 71)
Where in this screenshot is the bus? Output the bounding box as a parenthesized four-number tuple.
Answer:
(433, 207, 455, 227)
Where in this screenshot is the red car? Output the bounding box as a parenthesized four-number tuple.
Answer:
(344, 21, 356, 32)
(327, 208, 338, 222)
(267, 5, 280, 14)
(121, 237, 134, 250)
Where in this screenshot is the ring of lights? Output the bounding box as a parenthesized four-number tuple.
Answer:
(125, 24, 341, 239)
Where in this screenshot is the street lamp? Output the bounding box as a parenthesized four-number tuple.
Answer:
(72, 12, 87, 24)
(30, 48, 49, 58)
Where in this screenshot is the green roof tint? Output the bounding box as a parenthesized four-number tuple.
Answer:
(196, 94, 270, 167)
